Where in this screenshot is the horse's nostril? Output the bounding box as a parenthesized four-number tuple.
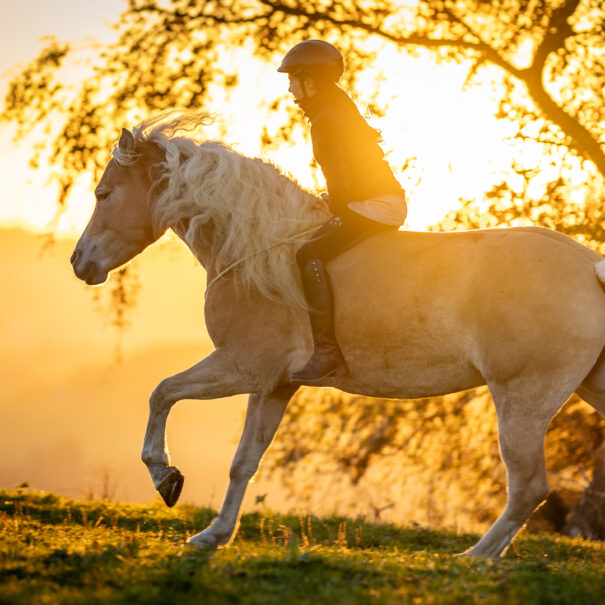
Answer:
(70, 249, 79, 265)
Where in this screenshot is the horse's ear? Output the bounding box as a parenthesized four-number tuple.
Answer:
(118, 128, 135, 152)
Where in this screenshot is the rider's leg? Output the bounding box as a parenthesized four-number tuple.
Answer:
(290, 209, 393, 384)
(290, 254, 347, 384)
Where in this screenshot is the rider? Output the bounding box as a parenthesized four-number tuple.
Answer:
(278, 40, 407, 385)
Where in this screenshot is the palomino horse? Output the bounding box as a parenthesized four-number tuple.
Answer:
(71, 112, 605, 557)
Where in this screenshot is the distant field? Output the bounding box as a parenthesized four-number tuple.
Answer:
(1, 489, 604, 604)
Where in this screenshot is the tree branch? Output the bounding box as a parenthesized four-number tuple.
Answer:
(532, 0, 579, 73)
(518, 70, 605, 174)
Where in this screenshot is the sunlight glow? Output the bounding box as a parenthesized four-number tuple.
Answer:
(357, 45, 516, 228)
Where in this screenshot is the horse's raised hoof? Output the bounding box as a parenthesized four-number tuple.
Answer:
(156, 466, 184, 507)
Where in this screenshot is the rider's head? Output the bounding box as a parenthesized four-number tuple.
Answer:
(277, 40, 344, 102)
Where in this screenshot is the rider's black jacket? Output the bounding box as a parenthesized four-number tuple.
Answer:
(298, 84, 404, 217)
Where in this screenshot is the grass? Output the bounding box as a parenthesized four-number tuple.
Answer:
(0, 489, 604, 604)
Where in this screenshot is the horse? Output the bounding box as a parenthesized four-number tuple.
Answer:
(70, 111, 605, 557)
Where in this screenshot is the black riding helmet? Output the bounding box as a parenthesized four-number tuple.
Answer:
(277, 40, 344, 84)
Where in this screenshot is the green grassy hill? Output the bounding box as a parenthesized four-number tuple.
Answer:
(1, 490, 604, 604)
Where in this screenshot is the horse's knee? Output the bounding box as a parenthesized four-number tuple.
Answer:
(229, 456, 257, 483)
(150, 379, 171, 411)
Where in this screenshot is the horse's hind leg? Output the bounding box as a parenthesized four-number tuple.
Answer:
(465, 380, 573, 558)
(577, 347, 605, 418)
(188, 384, 297, 548)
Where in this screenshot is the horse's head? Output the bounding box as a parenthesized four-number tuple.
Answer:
(71, 128, 164, 285)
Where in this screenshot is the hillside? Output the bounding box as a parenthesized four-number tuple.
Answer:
(1, 489, 604, 604)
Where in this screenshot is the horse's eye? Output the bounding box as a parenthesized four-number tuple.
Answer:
(96, 191, 110, 203)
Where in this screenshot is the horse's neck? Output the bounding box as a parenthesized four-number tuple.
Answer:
(171, 218, 216, 273)
(201, 262, 305, 355)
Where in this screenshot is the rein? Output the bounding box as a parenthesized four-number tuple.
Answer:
(204, 224, 323, 297)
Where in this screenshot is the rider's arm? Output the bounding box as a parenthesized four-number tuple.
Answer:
(310, 117, 351, 216)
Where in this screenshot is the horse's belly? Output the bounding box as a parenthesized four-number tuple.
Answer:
(332, 343, 485, 399)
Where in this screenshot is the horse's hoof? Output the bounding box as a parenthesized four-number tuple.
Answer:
(454, 550, 472, 558)
(156, 466, 184, 507)
(187, 531, 220, 549)
(455, 547, 491, 559)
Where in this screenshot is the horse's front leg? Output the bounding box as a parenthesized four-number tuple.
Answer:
(188, 384, 297, 548)
(141, 348, 252, 507)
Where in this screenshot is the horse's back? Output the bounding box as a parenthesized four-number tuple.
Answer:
(331, 226, 603, 295)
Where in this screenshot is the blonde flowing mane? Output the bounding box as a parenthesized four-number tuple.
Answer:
(113, 111, 329, 308)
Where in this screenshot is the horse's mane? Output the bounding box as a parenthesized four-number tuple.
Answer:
(114, 110, 329, 308)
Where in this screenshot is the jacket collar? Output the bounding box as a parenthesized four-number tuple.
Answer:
(297, 84, 342, 120)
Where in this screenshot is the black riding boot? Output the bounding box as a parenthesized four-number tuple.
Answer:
(290, 259, 348, 384)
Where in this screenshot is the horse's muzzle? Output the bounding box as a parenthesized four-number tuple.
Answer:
(70, 247, 108, 285)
